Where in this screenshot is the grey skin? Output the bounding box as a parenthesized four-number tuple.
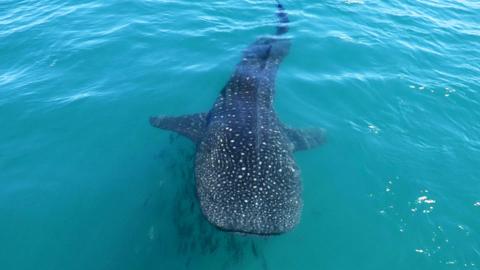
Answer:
(150, 1, 324, 235)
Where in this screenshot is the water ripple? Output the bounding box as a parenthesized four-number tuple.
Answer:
(1, 0, 480, 269)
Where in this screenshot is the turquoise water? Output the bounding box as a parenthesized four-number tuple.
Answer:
(1, 0, 479, 269)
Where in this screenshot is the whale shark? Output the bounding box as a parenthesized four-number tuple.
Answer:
(150, 1, 324, 235)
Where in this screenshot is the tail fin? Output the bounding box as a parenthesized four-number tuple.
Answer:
(275, 0, 289, 35)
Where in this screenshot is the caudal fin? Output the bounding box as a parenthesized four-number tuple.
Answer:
(275, 0, 289, 35)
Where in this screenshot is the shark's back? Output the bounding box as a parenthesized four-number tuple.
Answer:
(195, 15, 302, 232)
(196, 85, 302, 234)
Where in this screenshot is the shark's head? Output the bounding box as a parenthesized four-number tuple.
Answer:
(195, 124, 303, 235)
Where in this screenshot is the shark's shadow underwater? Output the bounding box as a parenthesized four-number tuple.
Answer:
(156, 137, 270, 270)
(150, 1, 324, 235)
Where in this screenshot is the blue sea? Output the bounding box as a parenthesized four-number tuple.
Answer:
(1, 0, 479, 269)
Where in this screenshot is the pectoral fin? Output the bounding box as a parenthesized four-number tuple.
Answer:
(149, 113, 207, 142)
(283, 126, 326, 152)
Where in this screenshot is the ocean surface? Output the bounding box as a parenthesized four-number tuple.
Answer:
(1, 0, 479, 269)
